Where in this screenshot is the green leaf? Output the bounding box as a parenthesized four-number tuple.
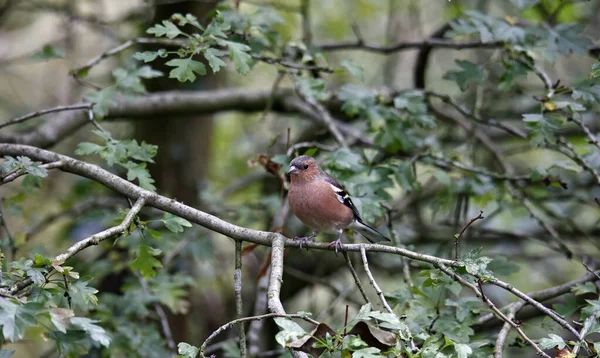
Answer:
(225, 41, 252, 75)
(460, 249, 493, 276)
(70, 317, 111, 347)
(177, 342, 199, 358)
(274, 317, 307, 348)
(70, 279, 99, 309)
(130, 244, 162, 278)
(203, 48, 226, 73)
(25, 162, 48, 178)
(147, 20, 182, 39)
(340, 59, 365, 81)
(550, 23, 591, 57)
(50, 308, 74, 334)
(523, 113, 565, 146)
(591, 62, 600, 79)
(443, 60, 486, 91)
(125, 162, 156, 191)
(10, 258, 46, 285)
(30, 45, 66, 61)
(162, 212, 192, 233)
(0, 299, 39, 342)
(572, 85, 600, 105)
(166, 58, 206, 82)
(133, 51, 163, 63)
(395, 163, 419, 191)
(352, 347, 382, 357)
(455, 343, 472, 358)
(538, 333, 566, 350)
(572, 282, 597, 295)
(554, 295, 579, 317)
(124, 140, 157, 163)
(488, 256, 520, 276)
(295, 77, 330, 101)
(85, 88, 117, 119)
(75, 142, 104, 156)
(203, 11, 230, 38)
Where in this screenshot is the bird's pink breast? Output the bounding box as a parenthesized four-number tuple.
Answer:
(288, 181, 353, 232)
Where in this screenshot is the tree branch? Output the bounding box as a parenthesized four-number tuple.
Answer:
(360, 246, 393, 314)
(316, 38, 505, 53)
(267, 235, 308, 358)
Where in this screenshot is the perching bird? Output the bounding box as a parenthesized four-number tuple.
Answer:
(287, 155, 390, 253)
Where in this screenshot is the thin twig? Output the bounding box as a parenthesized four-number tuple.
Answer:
(486, 276, 583, 341)
(3, 196, 145, 296)
(455, 210, 484, 260)
(426, 91, 527, 139)
(360, 245, 393, 314)
(198, 312, 318, 358)
(70, 37, 185, 76)
(343, 251, 371, 305)
(2, 161, 63, 185)
(0, 104, 91, 130)
(286, 141, 337, 157)
(293, 83, 347, 148)
(567, 114, 600, 152)
(316, 38, 505, 53)
(234, 240, 247, 358)
(436, 263, 551, 358)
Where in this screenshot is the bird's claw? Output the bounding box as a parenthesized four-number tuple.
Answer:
(328, 239, 342, 255)
(294, 232, 317, 250)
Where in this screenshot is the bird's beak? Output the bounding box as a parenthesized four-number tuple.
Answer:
(288, 165, 299, 175)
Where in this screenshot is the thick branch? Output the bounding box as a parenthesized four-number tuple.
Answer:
(0, 143, 458, 267)
(267, 236, 308, 358)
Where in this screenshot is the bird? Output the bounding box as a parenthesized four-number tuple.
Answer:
(287, 155, 390, 253)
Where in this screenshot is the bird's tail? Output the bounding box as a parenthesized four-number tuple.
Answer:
(351, 219, 391, 243)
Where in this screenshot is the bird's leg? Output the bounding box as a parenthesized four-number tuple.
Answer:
(328, 230, 344, 255)
(294, 231, 317, 250)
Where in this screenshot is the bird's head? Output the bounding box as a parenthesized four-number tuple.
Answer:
(288, 155, 319, 181)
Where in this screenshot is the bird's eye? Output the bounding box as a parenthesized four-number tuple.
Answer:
(303, 164, 309, 170)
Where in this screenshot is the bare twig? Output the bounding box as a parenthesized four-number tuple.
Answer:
(343, 251, 371, 305)
(0, 104, 91, 130)
(198, 312, 317, 358)
(70, 37, 185, 76)
(426, 91, 527, 139)
(566, 115, 600, 152)
(234, 240, 247, 358)
(294, 83, 347, 148)
(436, 263, 551, 358)
(316, 38, 505, 53)
(455, 210, 484, 260)
(360, 245, 393, 314)
(286, 141, 337, 157)
(2, 196, 145, 296)
(487, 276, 583, 341)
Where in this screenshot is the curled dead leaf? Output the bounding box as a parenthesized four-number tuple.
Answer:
(347, 321, 397, 351)
(289, 323, 336, 357)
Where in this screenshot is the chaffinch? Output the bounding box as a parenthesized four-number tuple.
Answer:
(287, 155, 390, 253)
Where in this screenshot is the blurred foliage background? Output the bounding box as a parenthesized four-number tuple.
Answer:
(0, 0, 600, 357)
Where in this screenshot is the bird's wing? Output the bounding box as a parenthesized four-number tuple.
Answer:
(324, 175, 391, 242)
(324, 175, 362, 221)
